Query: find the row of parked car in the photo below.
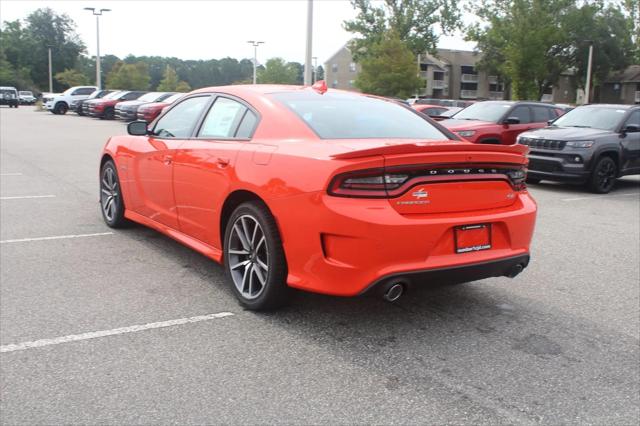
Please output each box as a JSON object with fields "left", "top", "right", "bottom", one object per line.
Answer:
{"left": 408, "top": 99, "right": 640, "bottom": 193}
{"left": 0, "top": 86, "right": 37, "bottom": 107}
{"left": 41, "top": 85, "right": 184, "bottom": 122}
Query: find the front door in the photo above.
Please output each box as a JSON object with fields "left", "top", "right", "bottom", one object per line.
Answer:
{"left": 128, "top": 95, "right": 212, "bottom": 229}
{"left": 620, "top": 110, "right": 640, "bottom": 172}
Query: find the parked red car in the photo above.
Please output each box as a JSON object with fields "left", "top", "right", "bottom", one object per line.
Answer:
{"left": 440, "top": 101, "right": 564, "bottom": 144}
{"left": 136, "top": 92, "right": 184, "bottom": 122}
{"left": 87, "top": 90, "right": 146, "bottom": 119}
{"left": 100, "top": 83, "right": 537, "bottom": 310}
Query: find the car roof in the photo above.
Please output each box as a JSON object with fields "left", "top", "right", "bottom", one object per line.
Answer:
{"left": 581, "top": 104, "right": 637, "bottom": 110}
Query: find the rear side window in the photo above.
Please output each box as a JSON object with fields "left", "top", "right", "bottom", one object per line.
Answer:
{"left": 510, "top": 106, "right": 531, "bottom": 124}
{"left": 123, "top": 92, "right": 144, "bottom": 101}
{"left": 198, "top": 97, "right": 248, "bottom": 139}
{"left": 235, "top": 111, "right": 258, "bottom": 138}
{"left": 272, "top": 91, "right": 450, "bottom": 140}
{"left": 153, "top": 96, "right": 210, "bottom": 138}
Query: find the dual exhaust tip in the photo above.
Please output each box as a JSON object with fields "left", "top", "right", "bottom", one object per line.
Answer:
{"left": 379, "top": 262, "right": 527, "bottom": 302}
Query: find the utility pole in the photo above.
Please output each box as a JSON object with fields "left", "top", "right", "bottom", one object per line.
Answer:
{"left": 304, "top": 0, "right": 313, "bottom": 85}
{"left": 47, "top": 46, "right": 53, "bottom": 93}
{"left": 84, "top": 7, "right": 111, "bottom": 89}
{"left": 247, "top": 41, "right": 264, "bottom": 84}
{"left": 584, "top": 41, "right": 594, "bottom": 104}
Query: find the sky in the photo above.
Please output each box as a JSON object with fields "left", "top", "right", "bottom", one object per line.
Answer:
{"left": 0, "top": 0, "right": 477, "bottom": 65}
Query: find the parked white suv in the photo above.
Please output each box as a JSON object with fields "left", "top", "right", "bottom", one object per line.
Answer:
{"left": 43, "top": 86, "right": 97, "bottom": 115}
{"left": 19, "top": 91, "right": 36, "bottom": 104}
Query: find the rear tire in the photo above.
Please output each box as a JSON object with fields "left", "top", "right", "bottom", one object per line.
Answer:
{"left": 223, "top": 201, "right": 290, "bottom": 310}
{"left": 588, "top": 156, "right": 617, "bottom": 194}
{"left": 100, "top": 160, "right": 129, "bottom": 228}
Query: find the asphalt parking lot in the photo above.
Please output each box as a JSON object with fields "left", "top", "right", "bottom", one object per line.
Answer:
{"left": 1, "top": 106, "right": 639, "bottom": 425}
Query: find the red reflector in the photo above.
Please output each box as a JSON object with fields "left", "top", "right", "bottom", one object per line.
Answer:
{"left": 312, "top": 80, "right": 327, "bottom": 94}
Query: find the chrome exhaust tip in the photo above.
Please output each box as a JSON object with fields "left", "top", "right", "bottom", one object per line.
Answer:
{"left": 383, "top": 282, "right": 405, "bottom": 302}
{"left": 506, "top": 263, "right": 524, "bottom": 278}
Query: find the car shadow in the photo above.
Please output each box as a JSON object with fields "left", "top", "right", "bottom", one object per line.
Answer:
{"left": 529, "top": 175, "right": 640, "bottom": 195}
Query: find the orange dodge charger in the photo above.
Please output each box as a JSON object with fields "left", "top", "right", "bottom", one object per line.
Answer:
{"left": 99, "top": 82, "right": 537, "bottom": 310}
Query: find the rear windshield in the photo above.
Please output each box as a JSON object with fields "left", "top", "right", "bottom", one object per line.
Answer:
{"left": 271, "top": 91, "right": 451, "bottom": 140}
{"left": 19, "top": 91, "right": 32, "bottom": 96}
{"left": 552, "top": 106, "right": 627, "bottom": 131}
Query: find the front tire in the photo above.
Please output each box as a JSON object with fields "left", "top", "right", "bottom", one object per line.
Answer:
{"left": 223, "top": 202, "right": 290, "bottom": 310}
{"left": 54, "top": 102, "right": 68, "bottom": 115}
{"left": 588, "top": 156, "right": 617, "bottom": 194}
{"left": 102, "top": 107, "right": 115, "bottom": 120}
{"left": 100, "top": 160, "right": 129, "bottom": 228}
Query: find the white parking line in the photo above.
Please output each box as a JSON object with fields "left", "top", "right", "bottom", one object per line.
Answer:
{"left": 562, "top": 192, "right": 639, "bottom": 202}
{"left": 1, "top": 232, "right": 114, "bottom": 244}
{"left": 0, "top": 195, "right": 56, "bottom": 200}
{"left": 0, "top": 173, "right": 23, "bottom": 176}
{"left": 0, "top": 312, "right": 235, "bottom": 353}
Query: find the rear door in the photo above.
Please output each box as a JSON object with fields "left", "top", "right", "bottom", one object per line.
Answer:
{"left": 173, "top": 95, "right": 259, "bottom": 247}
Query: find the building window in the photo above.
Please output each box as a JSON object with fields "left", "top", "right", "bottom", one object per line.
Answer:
{"left": 349, "top": 62, "right": 356, "bottom": 72}
{"left": 332, "top": 63, "right": 338, "bottom": 73}
{"left": 348, "top": 80, "right": 355, "bottom": 87}
{"left": 332, "top": 80, "right": 338, "bottom": 88}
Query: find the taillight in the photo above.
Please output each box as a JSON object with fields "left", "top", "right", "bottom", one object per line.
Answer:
{"left": 328, "top": 164, "right": 527, "bottom": 198}
{"left": 328, "top": 169, "right": 409, "bottom": 198}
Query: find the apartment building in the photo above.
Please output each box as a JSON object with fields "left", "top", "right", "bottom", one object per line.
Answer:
{"left": 599, "top": 65, "right": 640, "bottom": 104}
{"left": 324, "top": 45, "right": 505, "bottom": 100}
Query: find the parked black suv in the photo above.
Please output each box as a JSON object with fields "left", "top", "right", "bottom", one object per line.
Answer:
{"left": 518, "top": 104, "right": 640, "bottom": 193}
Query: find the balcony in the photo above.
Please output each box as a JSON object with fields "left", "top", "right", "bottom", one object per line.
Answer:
{"left": 635, "top": 91, "right": 640, "bottom": 103}
{"left": 489, "top": 91, "right": 504, "bottom": 100}
{"left": 432, "top": 80, "right": 446, "bottom": 89}
{"left": 461, "top": 73, "right": 479, "bottom": 83}
{"left": 460, "top": 90, "right": 478, "bottom": 99}
{"left": 419, "top": 71, "right": 429, "bottom": 78}
{"left": 488, "top": 76, "right": 499, "bottom": 85}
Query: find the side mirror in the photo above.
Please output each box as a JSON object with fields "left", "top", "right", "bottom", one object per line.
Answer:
{"left": 622, "top": 124, "right": 640, "bottom": 133}
{"left": 127, "top": 120, "right": 148, "bottom": 136}
{"left": 504, "top": 117, "right": 521, "bottom": 125}
{"left": 547, "top": 119, "right": 555, "bottom": 126}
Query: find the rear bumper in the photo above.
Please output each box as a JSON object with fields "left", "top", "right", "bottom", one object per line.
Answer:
{"left": 361, "top": 254, "right": 530, "bottom": 295}
{"left": 268, "top": 191, "right": 537, "bottom": 296}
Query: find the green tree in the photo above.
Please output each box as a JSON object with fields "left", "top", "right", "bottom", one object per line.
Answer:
{"left": 257, "top": 58, "right": 299, "bottom": 84}
{"left": 54, "top": 68, "right": 89, "bottom": 88}
{"left": 156, "top": 65, "right": 179, "bottom": 91}
{"left": 0, "top": 8, "right": 85, "bottom": 91}
{"left": 355, "top": 31, "right": 423, "bottom": 98}
{"left": 175, "top": 80, "right": 191, "bottom": 92}
{"left": 344, "top": 0, "right": 460, "bottom": 60}
{"left": 105, "top": 61, "right": 150, "bottom": 90}
{"left": 315, "top": 65, "right": 325, "bottom": 81}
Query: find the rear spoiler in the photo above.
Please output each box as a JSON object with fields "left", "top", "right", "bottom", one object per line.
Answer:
{"left": 331, "top": 141, "right": 529, "bottom": 160}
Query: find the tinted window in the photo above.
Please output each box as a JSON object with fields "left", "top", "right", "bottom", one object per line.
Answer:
{"left": 122, "top": 92, "right": 144, "bottom": 101}
{"left": 624, "top": 110, "right": 640, "bottom": 128}
{"left": 72, "top": 88, "right": 95, "bottom": 95}
{"left": 532, "top": 106, "right": 552, "bottom": 122}
{"left": 553, "top": 107, "right": 628, "bottom": 131}
{"left": 510, "top": 106, "right": 531, "bottom": 124}
{"left": 423, "top": 107, "right": 447, "bottom": 116}
{"left": 154, "top": 96, "right": 210, "bottom": 138}
{"left": 452, "top": 102, "right": 512, "bottom": 122}
{"left": 199, "top": 97, "right": 247, "bottom": 138}
{"left": 235, "top": 111, "right": 258, "bottom": 138}
{"left": 272, "top": 91, "right": 450, "bottom": 140}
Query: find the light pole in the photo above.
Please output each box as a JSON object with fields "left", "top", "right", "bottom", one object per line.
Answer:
{"left": 312, "top": 56, "right": 317, "bottom": 83}
{"left": 304, "top": 0, "right": 313, "bottom": 85}
{"left": 247, "top": 41, "right": 264, "bottom": 84}
{"left": 584, "top": 40, "right": 594, "bottom": 104}
{"left": 47, "top": 46, "right": 53, "bottom": 93}
{"left": 84, "top": 7, "right": 111, "bottom": 90}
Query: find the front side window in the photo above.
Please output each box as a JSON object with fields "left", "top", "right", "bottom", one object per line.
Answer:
{"left": 72, "top": 87, "right": 95, "bottom": 96}
{"left": 510, "top": 106, "right": 531, "bottom": 124}
{"left": 624, "top": 110, "right": 640, "bottom": 128}
{"left": 122, "top": 92, "right": 144, "bottom": 101}
{"left": 272, "top": 91, "right": 451, "bottom": 140}
{"left": 198, "top": 97, "right": 248, "bottom": 139}
{"left": 153, "top": 96, "right": 210, "bottom": 138}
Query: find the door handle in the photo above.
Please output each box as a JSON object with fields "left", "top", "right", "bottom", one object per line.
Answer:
{"left": 217, "top": 157, "right": 230, "bottom": 166}
{"left": 163, "top": 155, "right": 173, "bottom": 165}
